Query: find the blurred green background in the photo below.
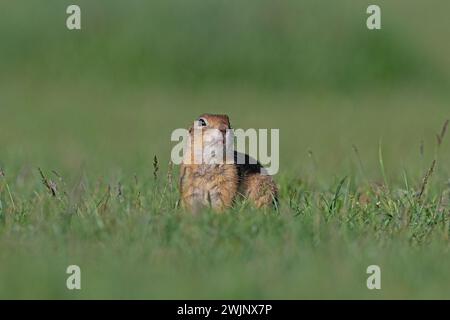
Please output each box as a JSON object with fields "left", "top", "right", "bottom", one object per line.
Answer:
{"left": 1, "top": 0, "right": 450, "bottom": 299}
{"left": 1, "top": 0, "right": 450, "bottom": 179}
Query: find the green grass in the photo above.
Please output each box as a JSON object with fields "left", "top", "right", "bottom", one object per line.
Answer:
{"left": 1, "top": 88, "right": 450, "bottom": 299}
{"left": 1, "top": 0, "right": 450, "bottom": 299}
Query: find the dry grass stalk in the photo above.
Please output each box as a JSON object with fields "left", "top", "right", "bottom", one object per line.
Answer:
{"left": 153, "top": 155, "right": 159, "bottom": 180}
{"left": 436, "top": 119, "right": 449, "bottom": 147}
{"left": 0, "top": 167, "right": 16, "bottom": 211}
{"left": 417, "top": 159, "right": 436, "bottom": 200}
{"left": 38, "top": 168, "right": 57, "bottom": 197}
{"left": 97, "top": 185, "right": 111, "bottom": 213}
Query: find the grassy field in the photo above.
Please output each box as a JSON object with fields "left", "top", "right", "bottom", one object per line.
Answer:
{"left": 1, "top": 1, "right": 450, "bottom": 299}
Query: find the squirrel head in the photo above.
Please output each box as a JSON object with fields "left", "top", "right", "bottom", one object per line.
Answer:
{"left": 185, "top": 114, "right": 234, "bottom": 165}
{"left": 190, "top": 114, "right": 231, "bottom": 132}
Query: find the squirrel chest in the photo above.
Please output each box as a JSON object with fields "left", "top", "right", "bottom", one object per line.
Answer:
{"left": 180, "top": 164, "right": 238, "bottom": 212}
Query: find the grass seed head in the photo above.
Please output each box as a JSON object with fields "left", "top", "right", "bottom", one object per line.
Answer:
{"left": 167, "top": 160, "right": 173, "bottom": 187}
{"left": 153, "top": 155, "right": 159, "bottom": 180}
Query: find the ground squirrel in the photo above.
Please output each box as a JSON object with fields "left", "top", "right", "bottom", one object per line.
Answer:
{"left": 179, "top": 114, "right": 278, "bottom": 212}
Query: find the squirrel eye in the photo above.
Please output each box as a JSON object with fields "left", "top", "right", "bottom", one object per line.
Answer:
{"left": 197, "top": 118, "right": 207, "bottom": 127}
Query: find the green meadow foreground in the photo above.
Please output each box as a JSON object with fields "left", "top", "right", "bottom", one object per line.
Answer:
{"left": 1, "top": 0, "right": 450, "bottom": 299}
{"left": 1, "top": 87, "right": 450, "bottom": 299}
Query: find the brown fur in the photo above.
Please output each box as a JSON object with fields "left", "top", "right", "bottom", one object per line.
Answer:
{"left": 179, "top": 114, "right": 278, "bottom": 212}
